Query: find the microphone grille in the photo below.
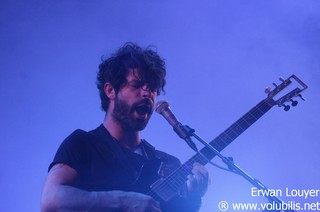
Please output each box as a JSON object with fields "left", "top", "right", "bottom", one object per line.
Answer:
{"left": 155, "top": 100, "right": 169, "bottom": 114}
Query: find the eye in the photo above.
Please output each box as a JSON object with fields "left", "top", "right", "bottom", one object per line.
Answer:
{"left": 127, "top": 80, "right": 160, "bottom": 94}
{"left": 148, "top": 86, "right": 160, "bottom": 94}
{"left": 126, "top": 80, "right": 144, "bottom": 90}
{"left": 130, "top": 81, "right": 144, "bottom": 89}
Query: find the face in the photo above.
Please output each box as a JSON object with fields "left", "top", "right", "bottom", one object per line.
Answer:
{"left": 112, "top": 69, "right": 158, "bottom": 131}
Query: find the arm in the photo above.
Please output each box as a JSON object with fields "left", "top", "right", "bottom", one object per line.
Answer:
{"left": 41, "top": 163, "right": 161, "bottom": 212}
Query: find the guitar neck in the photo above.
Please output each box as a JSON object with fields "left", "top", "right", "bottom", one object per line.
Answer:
{"left": 149, "top": 74, "right": 307, "bottom": 205}
{"left": 193, "top": 97, "right": 275, "bottom": 165}
{"left": 149, "top": 97, "right": 275, "bottom": 201}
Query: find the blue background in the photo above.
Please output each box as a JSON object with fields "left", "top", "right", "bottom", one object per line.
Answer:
{"left": 1, "top": 1, "right": 319, "bottom": 211}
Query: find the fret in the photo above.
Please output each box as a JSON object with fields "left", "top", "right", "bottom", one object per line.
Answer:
{"left": 150, "top": 98, "right": 274, "bottom": 199}
{"left": 146, "top": 75, "right": 307, "bottom": 209}
{"left": 198, "top": 99, "right": 273, "bottom": 162}
{"left": 232, "top": 124, "right": 245, "bottom": 135}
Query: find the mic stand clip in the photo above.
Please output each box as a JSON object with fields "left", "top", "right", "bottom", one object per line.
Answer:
{"left": 180, "top": 125, "right": 295, "bottom": 212}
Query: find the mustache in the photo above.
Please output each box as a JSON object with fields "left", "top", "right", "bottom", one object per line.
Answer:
{"left": 133, "top": 98, "right": 153, "bottom": 108}
{"left": 131, "top": 98, "right": 154, "bottom": 114}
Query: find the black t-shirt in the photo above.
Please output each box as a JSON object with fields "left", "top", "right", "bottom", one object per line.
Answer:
{"left": 50, "top": 124, "right": 201, "bottom": 211}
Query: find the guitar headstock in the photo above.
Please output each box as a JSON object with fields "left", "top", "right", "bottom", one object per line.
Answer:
{"left": 265, "top": 75, "right": 308, "bottom": 111}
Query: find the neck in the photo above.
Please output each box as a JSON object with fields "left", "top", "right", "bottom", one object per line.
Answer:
{"left": 103, "top": 113, "right": 141, "bottom": 151}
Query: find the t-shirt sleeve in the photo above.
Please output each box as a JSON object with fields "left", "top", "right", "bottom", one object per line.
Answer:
{"left": 48, "top": 129, "right": 91, "bottom": 175}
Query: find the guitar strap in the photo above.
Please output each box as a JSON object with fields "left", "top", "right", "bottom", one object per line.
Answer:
{"left": 140, "top": 139, "right": 158, "bottom": 160}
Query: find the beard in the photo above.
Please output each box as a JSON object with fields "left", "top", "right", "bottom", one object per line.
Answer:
{"left": 112, "top": 96, "right": 153, "bottom": 131}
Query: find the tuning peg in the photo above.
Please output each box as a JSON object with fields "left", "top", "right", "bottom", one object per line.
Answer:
{"left": 272, "top": 82, "right": 278, "bottom": 87}
{"left": 291, "top": 99, "right": 298, "bottom": 107}
{"left": 265, "top": 86, "right": 271, "bottom": 94}
{"left": 279, "top": 77, "right": 285, "bottom": 82}
{"left": 298, "top": 94, "right": 305, "bottom": 101}
{"left": 282, "top": 104, "right": 290, "bottom": 111}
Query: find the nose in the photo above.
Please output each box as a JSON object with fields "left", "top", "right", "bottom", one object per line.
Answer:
{"left": 141, "top": 84, "right": 151, "bottom": 95}
{"left": 140, "top": 84, "right": 156, "bottom": 99}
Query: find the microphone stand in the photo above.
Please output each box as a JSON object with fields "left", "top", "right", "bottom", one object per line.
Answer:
{"left": 181, "top": 125, "right": 295, "bottom": 212}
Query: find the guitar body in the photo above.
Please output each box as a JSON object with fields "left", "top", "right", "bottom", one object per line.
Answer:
{"left": 130, "top": 159, "right": 201, "bottom": 211}
{"left": 130, "top": 159, "right": 163, "bottom": 194}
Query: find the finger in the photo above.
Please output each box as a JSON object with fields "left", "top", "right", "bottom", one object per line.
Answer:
{"left": 192, "top": 163, "right": 208, "bottom": 175}
{"left": 148, "top": 198, "right": 161, "bottom": 212}
{"left": 187, "top": 173, "right": 196, "bottom": 191}
{"left": 192, "top": 165, "right": 211, "bottom": 195}
{"left": 192, "top": 164, "right": 210, "bottom": 185}
{"left": 188, "top": 173, "right": 195, "bottom": 182}
{"left": 192, "top": 168, "right": 206, "bottom": 184}
{"left": 151, "top": 204, "right": 162, "bottom": 212}
{"left": 193, "top": 171, "right": 204, "bottom": 187}
{"left": 153, "top": 200, "right": 161, "bottom": 209}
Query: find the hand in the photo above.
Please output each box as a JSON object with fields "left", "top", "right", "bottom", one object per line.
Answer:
{"left": 187, "top": 163, "right": 210, "bottom": 197}
{"left": 120, "top": 191, "right": 162, "bottom": 212}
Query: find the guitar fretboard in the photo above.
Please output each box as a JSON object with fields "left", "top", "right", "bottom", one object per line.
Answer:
{"left": 148, "top": 97, "right": 275, "bottom": 201}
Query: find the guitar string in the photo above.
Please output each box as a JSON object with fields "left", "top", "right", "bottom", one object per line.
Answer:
{"left": 147, "top": 99, "right": 272, "bottom": 199}
{"left": 147, "top": 99, "right": 273, "bottom": 200}
{"left": 160, "top": 100, "right": 270, "bottom": 195}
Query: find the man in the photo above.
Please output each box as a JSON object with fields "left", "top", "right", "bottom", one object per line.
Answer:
{"left": 41, "top": 43, "right": 210, "bottom": 212}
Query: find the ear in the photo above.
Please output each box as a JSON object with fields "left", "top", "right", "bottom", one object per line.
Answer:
{"left": 104, "top": 83, "right": 116, "bottom": 100}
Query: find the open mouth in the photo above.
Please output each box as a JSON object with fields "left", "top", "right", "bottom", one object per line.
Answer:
{"left": 135, "top": 104, "right": 151, "bottom": 115}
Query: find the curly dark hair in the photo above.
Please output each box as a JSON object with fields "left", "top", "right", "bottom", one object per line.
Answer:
{"left": 97, "top": 42, "right": 166, "bottom": 112}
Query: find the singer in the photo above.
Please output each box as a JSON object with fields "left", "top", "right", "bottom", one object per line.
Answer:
{"left": 41, "top": 43, "right": 210, "bottom": 212}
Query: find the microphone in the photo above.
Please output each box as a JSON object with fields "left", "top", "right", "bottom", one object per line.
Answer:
{"left": 155, "top": 100, "right": 198, "bottom": 152}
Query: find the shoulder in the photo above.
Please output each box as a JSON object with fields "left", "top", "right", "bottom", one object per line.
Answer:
{"left": 62, "top": 124, "right": 108, "bottom": 148}
{"left": 59, "top": 129, "right": 94, "bottom": 150}
{"left": 48, "top": 127, "right": 99, "bottom": 172}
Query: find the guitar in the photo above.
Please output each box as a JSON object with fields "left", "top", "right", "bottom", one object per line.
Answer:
{"left": 135, "top": 75, "right": 308, "bottom": 211}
